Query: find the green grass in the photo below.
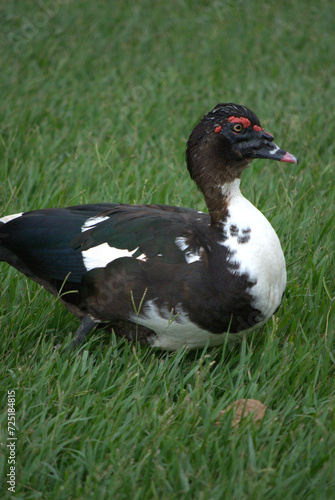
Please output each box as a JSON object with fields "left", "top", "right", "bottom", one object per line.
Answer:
{"left": 1, "top": 0, "right": 335, "bottom": 498}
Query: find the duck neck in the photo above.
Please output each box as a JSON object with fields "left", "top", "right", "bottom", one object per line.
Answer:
{"left": 186, "top": 134, "right": 248, "bottom": 229}
{"left": 201, "top": 178, "right": 242, "bottom": 228}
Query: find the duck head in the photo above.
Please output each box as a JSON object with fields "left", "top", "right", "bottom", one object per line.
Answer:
{"left": 186, "top": 102, "right": 298, "bottom": 186}
{"left": 186, "top": 102, "right": 298, "bottom": 226}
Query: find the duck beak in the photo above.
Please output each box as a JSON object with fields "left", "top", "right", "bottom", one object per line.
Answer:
{"left": 254, "top": 143, "right": 298, "bottom": 164}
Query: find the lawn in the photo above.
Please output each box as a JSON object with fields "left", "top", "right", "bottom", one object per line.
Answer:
{"left": 0, "top": 0, "right": 335, "bottom": 498}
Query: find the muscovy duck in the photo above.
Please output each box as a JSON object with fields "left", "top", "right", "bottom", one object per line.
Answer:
{"left": 0, "top": 103, "right": 298, "bottom": 350}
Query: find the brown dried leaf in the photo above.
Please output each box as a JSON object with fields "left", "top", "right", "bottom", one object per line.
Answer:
{"left": 215, "top": 398, "right": 267, "bottom": 427}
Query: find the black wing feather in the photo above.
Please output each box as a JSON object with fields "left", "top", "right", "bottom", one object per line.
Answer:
{"left": 1, "top": 203, "right": 210, "bottom": 282}
{"left": 71, "top": 204, "right": 210, "bottom": 264}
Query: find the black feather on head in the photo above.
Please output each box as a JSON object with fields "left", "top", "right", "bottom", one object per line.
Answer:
{"left": 204, "top": 103, "right": 261, "bottom": 128}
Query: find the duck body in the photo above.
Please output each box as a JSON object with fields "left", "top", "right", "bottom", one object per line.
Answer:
{"left": 0, "top": 103, "right": 297, "bottom": 350}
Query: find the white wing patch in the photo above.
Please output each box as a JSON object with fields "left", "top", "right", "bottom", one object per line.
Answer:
{"left": 0, "top": 212, "right": 23, "bottom": 224}
{"left": 82, "top": 243, "right": 142, "bottom": 271}
{"left": 175, "top": 236, "right": 202, "bottom": 264}
{"left": 81, "top": 215, "right": 148, "bottom": 271}
{"left": 81, "top": 215, "right": 110, "bottom": 232}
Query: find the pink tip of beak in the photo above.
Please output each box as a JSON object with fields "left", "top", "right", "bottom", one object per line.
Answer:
{"left": 281, "top": 152, "right": 298, "bottom": 164}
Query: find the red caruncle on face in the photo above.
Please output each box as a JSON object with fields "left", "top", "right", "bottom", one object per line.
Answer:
{"left": 228, "top": 116, "right": 252, "bottom": 128}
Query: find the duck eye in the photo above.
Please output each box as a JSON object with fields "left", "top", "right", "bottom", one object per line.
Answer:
{"left": 233, "top": 123, "right": 243, "bottom": 133}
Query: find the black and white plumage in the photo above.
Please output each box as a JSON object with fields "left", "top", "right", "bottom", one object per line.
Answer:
{"left": 0, "top": 103, "right": 298, "bottom": 350}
